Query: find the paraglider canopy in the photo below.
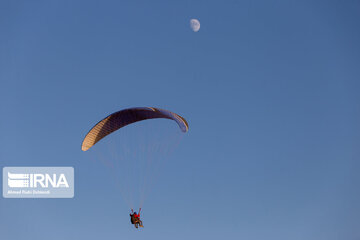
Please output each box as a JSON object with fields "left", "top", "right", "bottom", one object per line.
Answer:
{"left": 81, "top": 107, "right": 189, "bottom": 151}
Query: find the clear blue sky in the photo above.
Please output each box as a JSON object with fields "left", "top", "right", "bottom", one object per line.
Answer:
{"left": 1, "top": 0, "right": 360, "bottom": 239}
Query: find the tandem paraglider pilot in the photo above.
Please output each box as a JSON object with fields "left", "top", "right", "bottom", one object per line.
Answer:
{"left": 130, "top": 208, "right": 143, "bottom": 228}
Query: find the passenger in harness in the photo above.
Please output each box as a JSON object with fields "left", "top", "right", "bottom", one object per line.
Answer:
{"left": 130, "top": 208, "right": 143, "bottom": 228}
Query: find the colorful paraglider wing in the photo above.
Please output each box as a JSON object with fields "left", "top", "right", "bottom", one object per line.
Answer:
{"left": 81, "top": 107, "right": 188, "bottom": 151}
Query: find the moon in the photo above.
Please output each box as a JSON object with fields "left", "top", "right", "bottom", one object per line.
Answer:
{"left": 190, "top": 19, "right": 200, "bottom": 32}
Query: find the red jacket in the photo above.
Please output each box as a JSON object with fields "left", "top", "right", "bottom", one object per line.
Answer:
{"left": 134, "top": 213, "right": 140, "bottom": 218}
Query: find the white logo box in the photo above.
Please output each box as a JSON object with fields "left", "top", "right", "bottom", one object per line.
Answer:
{"left": 3, "top": 167, "right": 74, "bottom": 198}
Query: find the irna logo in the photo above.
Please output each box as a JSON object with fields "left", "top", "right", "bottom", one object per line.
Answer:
{"left": 8, "top": 172, "right": 69, "bottom": 188}
{"left": 3, "top": 167, "right": 74, "bottom": 198}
